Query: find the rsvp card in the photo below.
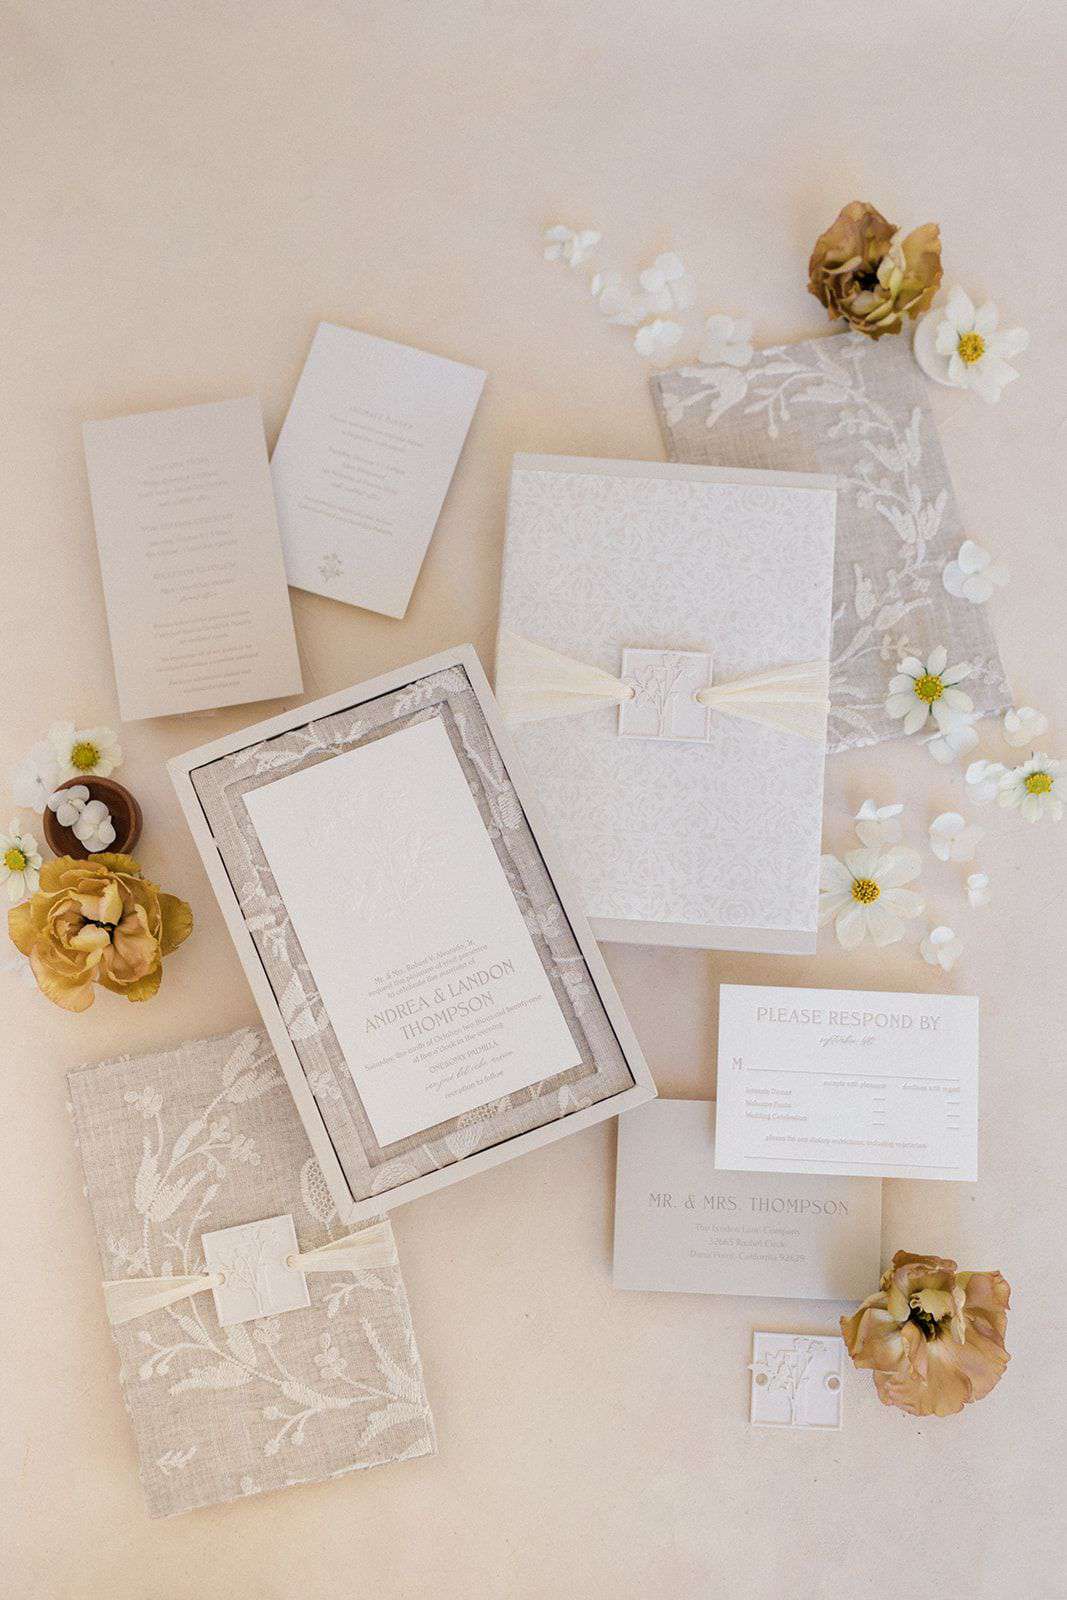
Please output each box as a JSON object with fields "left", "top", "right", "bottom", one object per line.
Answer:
{"left": 271, "top": 322, "right": 485, "bottom": 618}
{"left": 83, "top": 398, "right": 302, "bottom": 721}
{"left": 614, "top": 1100, "right": 880, "bottom": 1302}
{"left": 715, "top": 985, "right": 979, "bottom": 1181}
{"left": 244, "top": 714, "right": 582, "bottom": 1147}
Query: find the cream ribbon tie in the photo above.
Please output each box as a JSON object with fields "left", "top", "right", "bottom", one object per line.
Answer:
{"left": 495, "top": 631, "right": 829, "bottom": 740}
{"left": 102, "top": 1220, "right": 398, "bottom": 1327}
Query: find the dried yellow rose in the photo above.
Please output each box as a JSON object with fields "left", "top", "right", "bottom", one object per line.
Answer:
{"left": 808, "top": 201, "right": 942, "bottom": 339}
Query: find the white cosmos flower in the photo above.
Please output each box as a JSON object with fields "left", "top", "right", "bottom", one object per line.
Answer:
{"left": 965, "top": 758, "right": 1009, "bottom": 804}
{"left": 923, "top": 709, "right": 980, "bottom": 765}
{"left": 997, "top": 753, "right": 1063, "bottom": 822}
{"left": 819, "top": 846, "right": 924, "bottom": 949}
{"left": 10, "top": 738, "right": 62, "bottom": 811}
{"left": 931, "top": 288, "right": 1029, "bottom": 403}
{"left": 854, "top": 800, "right": 903, "bottom": 848}
{"left": 72, "top": 798, "right": 116, "bottom": 853}
{"left": 49, "top": 722, "right": 123, "bottom": 782}
{"left": 921, "top": 925, "right": 963, "bottom": 971}
{"left": 967, "top": 872, "right": 992, "bottom": 908}
{"left": 633, "top": 318, "right": 684, "bottom": 361}
{"left": 698, "top": 313, "right": 754, "bottom": 368}
{"left": 942, "top": 539, "right": 1009, "bottom": 604}
{"left": 885, "top": 647, "right": 973, "bottom": 736}
{"left": 1003, "top": 706, "right": 1050, "bottom": 748}
{"left": 928, "top": 811, "right": 984, "bottom": 862}
{"left": 543, "top": 225, "right": 601, "bottom": 268}
{"left": 590, "top": 271, "right": 648, "bottom": 327}
{"left": 47, "top": 784, "right": 91, "bottom": 828}
{"left": 0, "top": 817, "right": 42, "bottom": 903}
{"left": 638, "top": 252, "right": 691, "bottom": 312}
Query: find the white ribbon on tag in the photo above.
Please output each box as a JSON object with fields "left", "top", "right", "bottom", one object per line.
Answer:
{"left": 495, "top": 631, "right": 829, "bottom": 740}
{"left": 102, "top": 1220, "right": 398, "bottom": 1327}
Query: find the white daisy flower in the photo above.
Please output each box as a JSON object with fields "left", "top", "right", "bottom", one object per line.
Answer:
{"left": 965, "top": 758, "right": 1009, "bottom": 804}
{"left": 698, "top": 313, "right": 754, "bottom": 368}
{"left": 942, "top": 539, "right": 1009, "bottom": 604}
{"left": 47, "top": 784, "right": 91, "bottom": 828}
{"left": 819, "top": 845, "right": 924, "bottom": 949}
{"left": 921, "top": 925, "right": 963, "bottom": 971}
{"left": 0, "top": 818, "right": 42, "bottom": 903}
{"left": 590, "top": 271, "right": 648, "bottom": 327}
{"left": 543, "top": 225, "right": 601, "bottom": 269}
{"left": 931, "top": 288, "right": 1029, "bottom": 403}
{"left": 997, "top": 753, "right": 1063, "bottom": 822}
{"left": 638, "top": 252, "right": 691, "bottom": 312}
{"left": 633, "top": 318, "right": 683, "bottom": 361}
{"left": 966, "top": 872, "right": 992, "bottom": 909}
{"left": 1003, "top": 706, "right": 1050, "bottom": 748}
{"left": 854, "top": 800, "right": 903, "bottom": 848}
{"left": 885, "top": 647, "right": 973, "bottom": 736}
{"left": 49, "top": 722, "right": 122, "bottom": 782}
{"left": 923, "top": 709, "right": 980, "bottom": 765}
{"left": 72, "top": 798, "right": 117, "bottom": 853}
{"left": 928, "top": 811, "right": 984, "bottom": 863}
{"left": 10, "top": 738, "right": 61, "bottom": 811}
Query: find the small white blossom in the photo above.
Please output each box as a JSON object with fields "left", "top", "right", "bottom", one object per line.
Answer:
{"left": 543, "top": 225, "right": 601, "bottom": 269}
{"left": 965, "top": 758, "right": 1009, "bottom": 804}
{"left": 819, "top": 846, "right": 924, "bottom": 949}
{"left": 1003, "top": 706, "right": 1050, "bottom": 748}
{"left": 638, "top": 252, "right": 691, "bottom": 312}
{"left": 997, "top": 753, "right": 1063, "bottom": 822}
{"left": 590, "top": 271, "right": 648, "bottom": 326}
{"left": 633, "top": 318, "right": 684, "bottom": 361}
{"left": 47, "top": 784, "right": 91, "bottom": 828}
{"left": 49, "top": 722, "right": 122, "bottom": 782}
{"left": 923, "top": 709, "right": 980, "bottom": 765}
{"left": 885, "top": 647, "right": 973, "bottom": 737}
{"left": 928, "top": 811, "right": 984, "bottom": 863}
{"left": 942, "top": 539, "right": 1009, "bottom": 604}
{"left": 966, "top": 872, "right": 992, "bottom": 909}
{"left": 854, "top": 800, "right": 903, "bottom": 848}
{"left": 698, "top": 313, "right": 754, "bottom": 368}
{"left": 921, "top": 925, "right": 963, "bottom": 971}
{"left": 931, "top": 287, "right": 1028, "bottom": 403}
{"left": 0, "top": 818, "right": 42, "bottom": 903}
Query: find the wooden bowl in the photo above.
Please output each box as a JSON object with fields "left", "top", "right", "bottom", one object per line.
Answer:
{"left": 42, "top": 777, "right": 143, "bottom": 862}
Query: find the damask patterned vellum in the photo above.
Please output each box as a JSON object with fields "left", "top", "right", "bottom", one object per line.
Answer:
{"left": 496, "top": 456, "right": 836, "bottom": 952}
{"left": 68, "top": 1030, "right": 435, "bottom": 1518}
{"left": 651, "top": 331, "right": 1011, "bottom": 753}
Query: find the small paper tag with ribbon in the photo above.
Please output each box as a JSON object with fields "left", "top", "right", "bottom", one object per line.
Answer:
{"left": 618, "top": 648, "right": 713, "bottom": 743}
{"left": 202, "top": 1214, "right": 310, "bottom": 1327}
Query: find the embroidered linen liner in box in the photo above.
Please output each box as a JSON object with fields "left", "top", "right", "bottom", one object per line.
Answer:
{"left": 188, "top": 665, "right": 635, "bottom": 1207}
{"left": 651, "top": 331, "right": 1011, "bottom": 752}
{"left": 68, "top": 1029, "right": 435, "bottom": 1519}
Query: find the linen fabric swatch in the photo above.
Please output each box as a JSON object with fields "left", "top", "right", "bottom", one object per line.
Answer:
{"left": 651, "top": 331, "right": 1011, "bottom": 753}
{"left": 68, "top": 1028, "right": 435, "bottom": 1518}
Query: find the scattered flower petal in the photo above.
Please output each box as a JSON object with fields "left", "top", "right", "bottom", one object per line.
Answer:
{"left": 966, "top": 872, "right": 992, "bottom": 909}
{"left": 929, "top": 811, "right": 984, "bottom": 862}
{"left": 1003, "top": 706, "right": 1050, "bottom": 748}
{"left": 591, "top": 270, "right": 648, "bottom": 326}
{"left": 543, "top": 224, "right": 601, "bottom": 268}
{"left": 633, "top": 318, "right": 684, "bottom": 361}
{"left": 923, "top": 709, "right": 980, "bottom": 765}
{"left": 854, "top": 800, "right": 903, "bottom": 848}
{"left": 997, "top": 753, "right": 1063, "bottom": 822}
{"left": 965, "top": 758, "right": 1009, "bottom": 804}
{"left": 698, "top": 313, "right": 754, "bottom": 368}
{"left": 921, "top": 925, "right": 963, "bottom": 971}
{"left": 638, "top": 252, "right": 691, "bottom": 311}
{"left": 942, "top": 539, "right": 1009, "bottom": 604}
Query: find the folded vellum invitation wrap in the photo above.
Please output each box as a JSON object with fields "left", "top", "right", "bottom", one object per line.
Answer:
{"left": 651, "top": 331, "right": 1012, "bottom": 753}
{"left": 496, "top": 455, "right": 837, "bottom": 952}
{"left": 68, "top": 1029, "right": 435, "bottom": 1518}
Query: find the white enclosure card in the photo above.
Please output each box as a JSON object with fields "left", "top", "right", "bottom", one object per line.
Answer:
{"left": 83, "top": 398, "right": 302, "bottom": 721}
{"left": 614, "top": 1100, "right": 880, "bottom": 1301}
{"left": 244, "top": 715, "right": 582, "bottom": 1145}
{"left": 270, "top": 322, "right": 485, "bottom": 618}
{"left": 715, "top": 985, "right": 979, "bottom": 1181}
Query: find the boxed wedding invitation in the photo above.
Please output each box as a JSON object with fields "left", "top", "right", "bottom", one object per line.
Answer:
{"left": 715, "top": 984, "right": 979, "bottom": 1181}
{"left": 614, "top": 1100, "right": 881, "bottom": 1302}
{"left": 83, "top": 398, "right": 303, "bottom": 721}
{"left": 495, "top": 455, "right": 837, "bottom": 951}
{"left": 68, "top": 1028, "right": 435, "bottom": 1518}
{"left": 169, "top": 646, "right": 655, "bottom": 1222}
{"left": 270, "top": 322, "right": 485, "bottom": 617}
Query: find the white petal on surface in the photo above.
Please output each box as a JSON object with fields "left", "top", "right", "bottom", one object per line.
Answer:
{"left": 864, "top": 901, "right": 906, "bottom": 947}
{"left": 834, "top": 901, "right": 868, "bottom": 949}
{"left": 819, "top": 855, "right": 853, "bottom": 893}
{"left": 843, "top": 847, "right": 880, "bottom": 881}
{"left": 927, "top": 645, "right": 948, "bottom": 675}
{"left": 876, "top": 846, "right": 923, "bottom": 888}
{"left": 903, "top": 703, "right": 929, "bottom": 735}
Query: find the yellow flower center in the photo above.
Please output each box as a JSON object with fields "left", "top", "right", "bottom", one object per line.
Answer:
{"left": 851, "top": 877, "right": 881, "bottom": 905}
{"left": 70, "top": 740, "right": 100, "bottom": 771}
{"left": 3, "top": 846, "right": 27, "bottom": 872}
{"left": 913, "top": 673, "right": 944, "bottom": 704}
{"left": 957, "top": 331, "right": 986, "bottom": 365}
{"left": 1025, "top": 771, "right": 1053, "bottom": 795}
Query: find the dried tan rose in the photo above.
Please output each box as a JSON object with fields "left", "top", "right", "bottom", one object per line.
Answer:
{"left": 841, "top": 1250, "right": 1010, "bottom": 1416}
{"left": 808, "top": 202, "right": 942, "bottom": 339}
{"left": 8, "top": 853, "right": 192, "bottom": 1011}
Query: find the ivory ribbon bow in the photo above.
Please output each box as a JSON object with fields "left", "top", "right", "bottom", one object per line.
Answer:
{"left": 495, "top": 631, "right": 829, "bottom": 740}
{"left": 102, "top": 1220, "right": 398, "bottom": 1327}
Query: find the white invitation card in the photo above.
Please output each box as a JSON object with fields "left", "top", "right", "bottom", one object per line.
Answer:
{"left": 83, "top": 398, "right": 302, "bottom": 721}
{"left": 270, "top": 322, "right": 485, "bottom": 618}
{"left": 244, "top": 714, "right": 582, "bottom": 1146}
{"left": 715, "top": 985, "right": 979, "bottom": 1181}
{"left": 614, "top": 1100, "right": 881, "bottom": 1301}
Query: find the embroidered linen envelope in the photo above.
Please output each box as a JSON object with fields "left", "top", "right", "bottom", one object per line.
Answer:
{"left": 68, "top": 1028, "right": 435, "bottom": 1518}
{"left": 651, "top": 331, "right": 1011, "bottom": 753}
{"left": 495, "top": 455, "right": 837, "bottom": 952}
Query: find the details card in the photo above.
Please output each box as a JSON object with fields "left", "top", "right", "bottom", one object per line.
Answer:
{"left": 243, "top": 714, "right": 582, "bottom": 1146}
{"left": 83, "top": 398, "right": 302, "bottom": 721}
{"left": 715, "top": 985, "right": 979, "bottom": 1181}
{"left": 614, "top": 1100, "right": 881, "bottom": 1302}
{"left": 270, "top": 322, "right": 485, "bottom": 618}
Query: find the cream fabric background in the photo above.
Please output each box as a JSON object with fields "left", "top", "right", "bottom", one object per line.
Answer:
{"left": 2, "top": 2, "right": 1064, "bottom": 1594}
